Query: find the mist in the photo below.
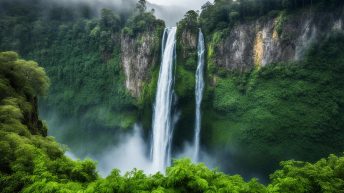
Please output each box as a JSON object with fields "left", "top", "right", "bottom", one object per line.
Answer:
{"left": 147, "top": 3, "right": 190, "bottom": 26}
{"left": 95, "top": 124, "right": 153, "bottom": 176}
{"left": 51, "top": 0, "right": 212, "bottom": 25}
{"left": 60, "top": 121, "right": 218, "bottom": 176}
{"left": 7, "top": 0, "right": 214, "bottom": 26}
{"left": 56, "top": 0, "right": 136, "bottom": 12}
{"left": 34, "top": 0, "right": 220, "bottom": 177}
{"left": 94, "top": 135, "right": 218, "bottom": 176}
{"left": 147, "top": 0, "right": 214, "bottom": 26}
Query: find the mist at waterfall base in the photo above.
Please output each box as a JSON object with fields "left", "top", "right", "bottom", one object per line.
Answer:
{"left": 44, "top": 27, "right": 217, "bottom": 177}
{"left": 63, "top": 124, "right": 217, "bottom": 177}
{"left": 44, "top": 112, "right": 253, "bottom": 179}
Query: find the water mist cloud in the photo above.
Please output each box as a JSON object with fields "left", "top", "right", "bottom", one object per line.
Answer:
{"left": 96, "top": 124, "right": 153, "bottom": 176}
{"left": 50, "top": 0, "right": 136, "bottom": 14}
{"left": 147, "top": 0, "right": 210, "bottom": 8}
{"left": 62, "top": 123, "right": 218, "bottom": 177}
{"left": 57, "top": 0, "right": 133, "bottom": 6}
{"left": 147, "top": 0, "right": 214, "bottom": 26}
{"left": 176, "top": 142, "right": 218, "bottom": 169}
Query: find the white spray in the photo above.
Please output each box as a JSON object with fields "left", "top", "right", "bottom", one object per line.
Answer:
{"left": 151, "top": 27, "right": 177, "bottom": 173}
{"left": 193, "top": 29, "right": 205, "bottom": 162}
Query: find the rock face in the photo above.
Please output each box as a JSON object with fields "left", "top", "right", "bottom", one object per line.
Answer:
{"left": 213, "top": 9, "right": 344, "bottom": 71}
{"left": 121, "top": 32, "right": 159, "bottom": 97}
{"left": 179, "top": 29, "right": 198, "bottom": 60}
{"left": 25, "top": 96, "right": 47, "bottom": 136}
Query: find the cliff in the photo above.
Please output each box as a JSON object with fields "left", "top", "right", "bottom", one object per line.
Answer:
{"left": 121, "top": 30, "right": 161, "bottom": 98}
{"left": 211, "top": 8, "right": 344, "bottom": 71}
{"left": 0, "top": 51, "right": 48, "bottom": 137}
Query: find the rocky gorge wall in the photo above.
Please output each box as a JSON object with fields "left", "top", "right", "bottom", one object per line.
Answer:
{"left": 121, "top": 31, "right": 161, "bottom": 98}
{"left": 120, "top": 7, "right": 344, "bottom": 99}
{"left": 198, "top": 5, "right": 344, "bottom": 179}
{"left": 211, "top": 7, "right": 344, "bottom": 71}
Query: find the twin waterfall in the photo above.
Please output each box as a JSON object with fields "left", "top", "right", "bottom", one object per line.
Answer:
{"left": 151, "top": 27, "right": 177, "bottom": 172}
{"left": 193, "top": 30, "right": 205, "bottom": 162}
{"left": 151, "top": 27, "right": 205, "bottom": 173}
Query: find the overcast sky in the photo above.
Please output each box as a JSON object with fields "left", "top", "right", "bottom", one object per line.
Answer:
{"left": 147, "top": 0, "right": 213, "bottom": 26}
{"left": 147, "top": 0, "right": 211, "bottom": 10}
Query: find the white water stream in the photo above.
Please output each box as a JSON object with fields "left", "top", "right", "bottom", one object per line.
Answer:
{"left": 151, "top": 27, "right": 177, "bottom": 173}
{"left": 193, "top": 29, "right": 205, "bottom": 162}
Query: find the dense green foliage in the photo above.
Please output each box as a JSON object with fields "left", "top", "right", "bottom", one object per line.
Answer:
{"left": 0, "top": 51, "right": 49, "bottom": 136}
{"left": 0, "top": 51, "right": 98, "bottom": 193}
{"left": 1, "top": 54, "right": 344, "bottom": 192}
{"left": 2, "top": 0, "right": 344, "bottom": 191}
{"left": 123, "top": 2, "right": 164, "bottom": 37}
{"left": 202, "top": 31, "right": 344, "bottom": 177}
{"left": 0, "top": 0, "right": 164, "bottom": 156}
{"left": 185, "top": 0, "right": 344, "bottom": 179}
{"left": 200, "top": 0, "right": 344, "bottom": 34}
{"left": 171, "top": 11, "right": 201, "bottom": 147}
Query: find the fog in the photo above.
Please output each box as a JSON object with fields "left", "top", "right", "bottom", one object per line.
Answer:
{"left": 62, "top": 123, "right": 218, "bottom": 176}
{"left": 95, "top": 124, "right": 153, "bottom": 176}
{"left": 34, "top": 0, "right": 214, "bottom": 26}
{"left": 148, "top": 0, "right": 209, "bottom": 7}
{"left": 147, "top": 0, "right": 214, "bottom": 26}
{"left": 52, "top": 0, "right": 136, "bottom": 15}
{"left": 56, "top": 0, "right": 135, "bottom": 8}
{"left": 148, "top": 3, "right": 190, "bottom": 26}
{"left": 36, "top": 0, "right": 220, "bottom": 177}
{"left": 94, "top": 125, "right": 217, "bottom": 176}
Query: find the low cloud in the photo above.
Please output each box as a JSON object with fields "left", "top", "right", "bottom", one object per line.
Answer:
{"left": 96, "top": 124, "right": 153, "bottom": 176}
{"left": 147, "top": 0, "right": 214, "bottom": 26}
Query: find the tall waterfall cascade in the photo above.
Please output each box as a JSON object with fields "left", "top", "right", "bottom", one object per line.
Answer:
{"left": 151, "top": 27, "right": 177, "bottom": 173}
{"left": 193, "top": 29, "right": 205, "bottom": 162}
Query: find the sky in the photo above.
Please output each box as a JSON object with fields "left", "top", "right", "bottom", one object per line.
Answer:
{"left": 147, "top": 0, "right": 213, "bottom": 26}
{"left": 148, "top": 0, "right": 210, "bottom": 8}
{"left": 60, "top": 0, "right": 213, "bottom": 26}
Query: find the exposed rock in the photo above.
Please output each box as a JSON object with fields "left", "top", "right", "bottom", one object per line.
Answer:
{"left": 213, "top": 9, "right": 344, "bottom": 71}
{"left": 25, "top": 96, "right": 47, "bottom": 136}
{"left": 121, "top": 32, "right": 159, "bottom": 97}
{"left": 180, "top": 29, "right": 198, "bottom": 59}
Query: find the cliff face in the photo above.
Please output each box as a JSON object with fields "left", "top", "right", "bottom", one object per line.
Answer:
{"left": 179, "top": 29, "right": 198, "bottom": 60}
{"left": 213, "top": 9, "right": 344, "bottom": 71}
{"left": 173, "top": 27, "right": 199, "bottom": 148}
{"left": 175, "top": 27, "right": 199, "bottom": 102}
{"left": 121, "top": 31, "right": 161, "bottom": 98}
{"left": 25, "top": 96, "right": 47, "bottom": 136}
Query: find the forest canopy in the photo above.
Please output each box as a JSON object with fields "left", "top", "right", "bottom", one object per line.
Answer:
{"left": 1, "top": 0, "right": 344, "bottom": 192}
{"left": 1, "top": 50, "right": 344, "bottom": 192}
{"left": 200, "top": 0, "right": 344, "bottom": 34}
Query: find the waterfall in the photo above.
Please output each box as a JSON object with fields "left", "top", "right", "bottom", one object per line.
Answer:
{"left": 151, "top": 27, "right": 177, "bottom": 173}
{"left": 193, "top": 29, "right": 205, "bottom": 162}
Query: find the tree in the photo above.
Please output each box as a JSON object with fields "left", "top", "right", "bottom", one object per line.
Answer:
{"left": 181, "top": 10, "right": 199, "bottom": 28}
{"left": 0, "top": 51, "right": 49, "bottom": 96}
{"left": 100, "top": 9, "right": 120, "bottom": 32}
{"left": 136, "top": 0, "right": 147, "bottom": 13}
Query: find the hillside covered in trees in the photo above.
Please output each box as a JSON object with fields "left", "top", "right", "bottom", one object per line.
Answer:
{"left": 1, "top": 0, "right": 344, "bottom": 192}
{"left": 0, "top": 0, "right": 164, "bottom": 157}
{"left": 0, "top": 50, "right": 344, "bottom": 193}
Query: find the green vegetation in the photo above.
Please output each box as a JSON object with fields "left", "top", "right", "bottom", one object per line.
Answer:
{"left": 188, "top": 0, "right": 344, "bottom": 178}
{"left": 0, "top": 51, "right": 49, "bottom": 136}
{"left": 1, "top": 53, "right": 344, "bottom": 192}
{"left": 200, "top": 0, "right": 344, "bottom": 35}
{"left": 0, "top": 0, "right": 163, "bottom": 156}
{"left": 172, "top": 11, "right": 200, "bottom": 146}
{"left": 202, "top": 32, "right": 344, "bottom": 177}
{"left": 2, "top": 0, "right": 344, "bottom": 191}
{"left": 123, "top": 2, "right": 164, "bottom": 37}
